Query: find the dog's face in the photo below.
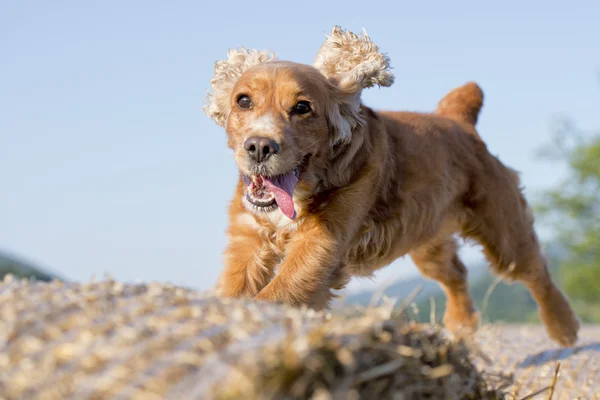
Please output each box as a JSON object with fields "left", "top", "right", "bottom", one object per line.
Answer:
{"left": 204, "top": 27, "right": 394, "bottom": 220}
{"left": 226, "top": 62, "right": 331, "bottom": 219}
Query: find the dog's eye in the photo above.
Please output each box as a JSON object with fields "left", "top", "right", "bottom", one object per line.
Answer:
{"left": 293, "top": 101, "right": 311, "bottom": 115}
{"left": 237, "top": 95, "right": 252, "bottom": 109}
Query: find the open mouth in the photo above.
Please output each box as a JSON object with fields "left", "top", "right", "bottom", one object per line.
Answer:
{"left": 242, "top": 167, "right": 300, "bottom": 220}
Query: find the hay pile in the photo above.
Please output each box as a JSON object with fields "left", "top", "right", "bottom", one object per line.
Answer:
{"left": 0, "top": 276, "right": 501, "bottom": 399}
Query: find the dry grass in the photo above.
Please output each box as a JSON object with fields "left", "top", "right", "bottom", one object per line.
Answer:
{"left": 0, "top": 275, "right": 503, "bottom": 399}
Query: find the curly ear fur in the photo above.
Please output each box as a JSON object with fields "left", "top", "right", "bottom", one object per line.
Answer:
{"left": 314, "top": 26, "right": 394, "bottom": 91}
{"left": 203, "top": 48, "right": 277, "bottom": 126}
{"left": 314, "top": 26, "right": 394, "bottom": 147}
{"left": 313, "top": 26, "right": 394, "bottom": 148}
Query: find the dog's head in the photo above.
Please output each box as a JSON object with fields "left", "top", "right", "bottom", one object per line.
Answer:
{"left": 204, "top": 26, "right": 394, "bottom": 220}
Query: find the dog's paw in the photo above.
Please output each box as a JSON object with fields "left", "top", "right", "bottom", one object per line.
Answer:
{"left": 543, "top": 313, "right": 580, "bottom": 348}
{"left": 539, "top": 300, "right": 580, "bottom": 347}
{"left": 443, "top": 310, "right": 481, "bottom": 335}
{"left": 535, "top": 285, "right": 580, "bottom": 347}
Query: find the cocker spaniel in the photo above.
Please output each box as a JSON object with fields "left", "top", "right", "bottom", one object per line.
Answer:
{"left": 204, "top": 26, "right": 579, "bottom": 347}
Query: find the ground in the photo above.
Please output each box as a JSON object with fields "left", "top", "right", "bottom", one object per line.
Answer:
{"left": 1, "top": 277, "right": 598, "bottom": 399}
{"left": 475, "top": 324, "right": 600, "bottom": 399}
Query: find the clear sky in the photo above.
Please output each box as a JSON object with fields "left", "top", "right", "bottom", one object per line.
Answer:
{"left": 1, "top": 0, "right": 599, "bottom": 293}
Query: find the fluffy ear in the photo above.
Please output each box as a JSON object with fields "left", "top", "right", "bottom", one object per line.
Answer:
{"left": 203, "top": 48, "right": 277, "bottom": 127}
{"left": 314, "top": 27, "right": 394, "bottom": 147}
{"left": 314, "top": 26, "right": 394, "bottom": 93}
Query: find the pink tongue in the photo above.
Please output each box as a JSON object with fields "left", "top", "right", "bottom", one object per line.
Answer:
{"left": 263, "top": 173, "right": 298, "bottom": 220}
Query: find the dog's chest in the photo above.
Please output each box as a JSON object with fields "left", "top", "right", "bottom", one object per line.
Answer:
{"left": 267, "top": 216, "right": 302, "bottom": 256}
{"left": 239, "top": 210, "right": 302, "bottom": 256}
{"left": 264, "top": 209, "right": 301, "bottom": 230}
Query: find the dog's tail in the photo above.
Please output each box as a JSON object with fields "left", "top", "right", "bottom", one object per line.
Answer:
{"left": 435, "top": 81, "right": 483, "bottom": 126}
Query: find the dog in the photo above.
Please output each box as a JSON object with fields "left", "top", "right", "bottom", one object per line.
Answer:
{"left": 204, "top": 26, "right": 580, "bottom": 347}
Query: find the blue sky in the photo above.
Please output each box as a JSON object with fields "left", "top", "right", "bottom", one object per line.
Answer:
{"left": 1, "top": 0, "right": 598, "bottom": 293}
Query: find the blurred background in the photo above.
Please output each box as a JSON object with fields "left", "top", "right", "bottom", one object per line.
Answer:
{"left": 1, "top": 1, "right": 598, "bottom": 322}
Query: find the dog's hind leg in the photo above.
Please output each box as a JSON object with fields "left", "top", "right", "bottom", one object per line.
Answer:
{"left": 410, "top": 235, "right": 480, "bottom": 333}
{"left": 461, "top": 168, "right": 580, "bottom": 347}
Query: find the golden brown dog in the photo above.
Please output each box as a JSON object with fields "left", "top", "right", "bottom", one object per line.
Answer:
{"left": 204, "top": 27, "right": 580, "bottom": 347}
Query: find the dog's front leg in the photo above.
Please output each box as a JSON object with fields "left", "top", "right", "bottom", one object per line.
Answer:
{"left": 216, "top": 217, "right": 279, "bottom": 298}
{"left": 254, "top": 216, "right": 349, "bottom": 310}
{"left": 254, "top": 170, "right": 375, "bottom": 309}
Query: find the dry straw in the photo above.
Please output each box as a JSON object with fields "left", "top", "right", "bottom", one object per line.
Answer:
{"left": 0, "top": 275, "right": 503, "bottom": 399}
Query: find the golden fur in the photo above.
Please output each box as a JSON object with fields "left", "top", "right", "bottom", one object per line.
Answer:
{"left": 204, "top": 27, "right": 580, "bottom": 347}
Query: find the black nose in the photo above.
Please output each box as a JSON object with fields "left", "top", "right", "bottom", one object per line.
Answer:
{"left": 243, "top": 137, "right": 280, "bottom": 163}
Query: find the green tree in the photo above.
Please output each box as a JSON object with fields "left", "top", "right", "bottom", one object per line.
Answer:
{"left": 536, "top": 117, "right": 600, "bottom": 322}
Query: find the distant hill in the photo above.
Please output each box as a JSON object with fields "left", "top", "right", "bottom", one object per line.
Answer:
{"left": 339, "top": 263, "right": 487, "bottom": 309}
{"left": 413, "top": 270, "right": 540, "bottom": 324}
{"left": 415, "top": 243, "right": 566, "bottom": 324}
{"left": 339, "top": 241, "right": 567, "bottom": 324}
{"left": 0, "top": 250, "right": 61, "bottom": 282}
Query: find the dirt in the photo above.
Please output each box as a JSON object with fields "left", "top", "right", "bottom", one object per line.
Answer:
{"left": 475, "top": 324, "right": 600, "bottom": 399}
